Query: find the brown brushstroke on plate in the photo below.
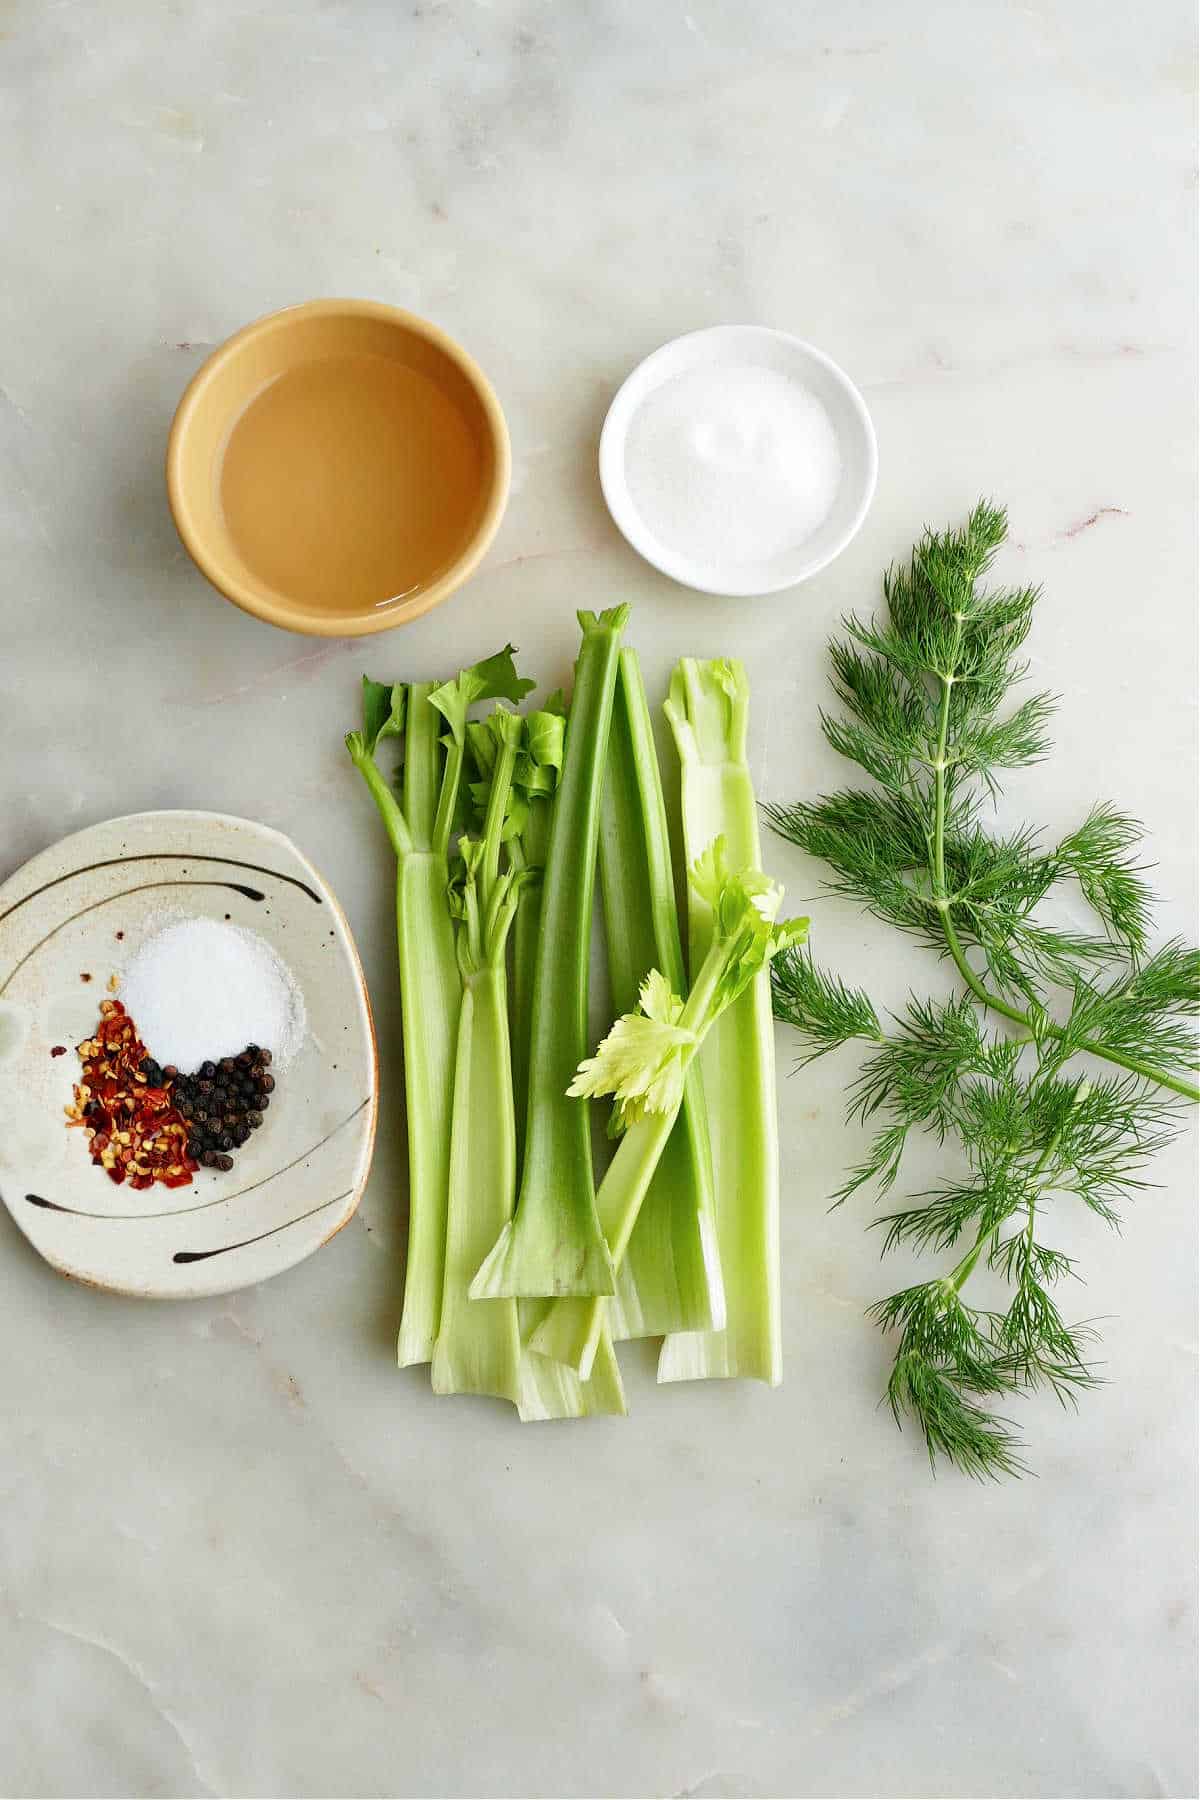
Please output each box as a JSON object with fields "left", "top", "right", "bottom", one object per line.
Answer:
{"left": 0, "top": 851, "right": 321, "bottom": 927}
{"left": 173, "top": 1191, "right": 352, "bottom": 1263}
{"left": 0, "top": 880, "right": 264, "bottom": 996}
{"left": 22, "top": 1096, "right": 371, "bottom": 1220}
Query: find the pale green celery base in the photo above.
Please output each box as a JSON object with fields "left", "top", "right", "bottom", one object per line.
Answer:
{"left": 395, "top": 852, "right": 461, "bottom": 1369}
{"left": 658, "top": 970, "right": 782, "bottom": 1386}
{"left": 612, "top": 1069, "right": 720, "bottom": 1340}
{"left": 516, "top": 1302, "right": 627, "bottom": 1419}
{"left": 430, "top": 970, "right": 522, "bottom": 1406}
{"left": 469, "top": 1188, "right": 615, "bottom": 1299}
{"left": 658, "top": 754, "right": 782, "bottom": 1387}
{"left": 530, "top": 1101, "right": 684, "bottom": 1376}
{"left": 526, "top": 1295, "right": 593, "bottom": 1374}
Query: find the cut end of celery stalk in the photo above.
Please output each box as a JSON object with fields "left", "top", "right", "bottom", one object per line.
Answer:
{"left": 657, "top": 1321, "right": 782, "bottom": 1388}
{"left": 526, "top": 1295, "right": 604, "bottom": 1381}
{"left": 397, "top": 1319, "right": 437, "bottom": 1370}
{"left": 468, "top": 1213, "right": 616, "bottom": 1300}
{"left": 430, "top": 1329, "right": 522, "bottom": 1405}
{"left": 517, "top": 1305, "right": 627, "bottom": 1419}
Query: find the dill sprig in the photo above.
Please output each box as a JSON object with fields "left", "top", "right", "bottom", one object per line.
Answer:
{"left": 769, "top": 503, "right": 1199, "bottom": 1477}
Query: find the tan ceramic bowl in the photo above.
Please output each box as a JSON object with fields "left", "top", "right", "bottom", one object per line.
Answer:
{"left": 167, "top": 299, "right": 510, "bottom": 636}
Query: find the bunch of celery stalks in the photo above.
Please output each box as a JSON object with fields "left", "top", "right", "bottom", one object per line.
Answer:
{"left": 346, "top": 606, "right": 806, "bottom": 1419}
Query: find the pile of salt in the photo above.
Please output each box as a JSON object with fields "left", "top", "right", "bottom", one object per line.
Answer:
{"left": 624, "top": 363, "right": 842, "bottom": 567}
{"left": 121, "top": 918, "right": 306, "bottom": 1073}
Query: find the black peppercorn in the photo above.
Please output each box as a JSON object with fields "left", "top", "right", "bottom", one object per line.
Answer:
{"left": 200, "top": 1061, "right": 217, "bottom": 1080}
{"left": 215, "top": 1153, "right": 234, "bottom": 1172}
{"left": 259, "top": 1073, "right": 275, "bottom": 1093}
{"left": 246, "top": 1110, "right": 263, "bottom": 1129}
{"left": 258, "top": 1049, "right": 272, "bottom": 1067}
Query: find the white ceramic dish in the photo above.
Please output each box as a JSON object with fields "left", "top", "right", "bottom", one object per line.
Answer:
{"left": 599, "top": 325, "right": 878, "bottom": 597}
{"left": 0, "top": 812, "right": 377, "bottom": 1299}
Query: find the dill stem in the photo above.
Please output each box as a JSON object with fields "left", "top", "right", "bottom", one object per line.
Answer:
{"left": 948, "top": 1221, "right": 994, "bottom": 1293}
{"left": 929, "top": 641, "right": 1200, "bottom": 1106}
{"left": 948, "top": 1102, "right": 1074, "bottom": 1296}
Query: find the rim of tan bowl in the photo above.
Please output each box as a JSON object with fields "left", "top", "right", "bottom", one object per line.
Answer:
{"left": 165, "top": 297, "right": 512, "bottom": 638}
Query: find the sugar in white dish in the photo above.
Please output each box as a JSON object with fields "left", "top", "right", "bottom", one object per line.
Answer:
{"left": 623, "top": 363, "right": 843, "bottom": 567}
{"left": 121, "top": 917, "right": 306, "bottom": 1073}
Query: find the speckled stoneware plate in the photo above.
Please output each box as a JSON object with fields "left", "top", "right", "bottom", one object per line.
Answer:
{"left": 0, "top": 811, "right": 377, "bottom": 1299}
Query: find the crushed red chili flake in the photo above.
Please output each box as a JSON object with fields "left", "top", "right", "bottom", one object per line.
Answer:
{"left": 65, "top": 1000, "right": 197, "bottom": 1191}
{"left": 50, "top": 1045, "right": 67, "bottom": 1058}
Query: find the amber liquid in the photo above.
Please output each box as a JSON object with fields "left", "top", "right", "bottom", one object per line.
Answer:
{"left": 218, "top": 353, "right": 486, "bottom": 614}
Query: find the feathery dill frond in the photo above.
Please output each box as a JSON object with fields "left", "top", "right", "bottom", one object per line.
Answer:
{"left": 769, "top": 503, "right": 1198, "bottom": 1475}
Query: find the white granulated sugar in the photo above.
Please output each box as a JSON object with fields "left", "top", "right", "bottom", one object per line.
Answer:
{"left": 121, "top": 917, "right": 306, "bottom": 1073}
{"left": 624, "top": 364, "right": 842, "bottom": 565}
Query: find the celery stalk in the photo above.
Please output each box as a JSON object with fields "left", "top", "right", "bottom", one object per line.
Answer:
{"left": 660, "top": 659, "right": 786, "bottom": 1386}
{"left": 471, "top": 607, "right": 630, "bottom": 1299}
{"left": 391, "top": 851, "right": 461, "bottom": 1366}
{"left": 529, "top": 843, "right": 803, "bottom": 1379}
{"left": 431, "top": 713, "right": 526, "bottom": 1402}
{"left": 517, "top": 1298, "right": 627, "bottom": 1420}
{"left": 346, "top": 651, "right": 533, "bottom": 1370}
{"left": 506, "top": 695, "right": 564, "bottom": 1174}
{"left": 348, "top": 688, "right": 459, "bottom": 1368}
{"left": 449, "top": 702, "right": 629, "bottom": 1418}
{"left": 597, "top": 649, "right": 723, "bottom": 1340}
{"left": 432, "top": 962, "right": 522, "bottom": 1401}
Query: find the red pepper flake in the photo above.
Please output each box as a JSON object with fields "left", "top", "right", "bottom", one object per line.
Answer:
{"left": 67, "top": 999, "right": 197, "bottom": 1191}
{"left": 80, "top": 972, "right": 93, "bottom": 983}
{"left": 50, "top": 1045, "right": 67, "bottom": 1058}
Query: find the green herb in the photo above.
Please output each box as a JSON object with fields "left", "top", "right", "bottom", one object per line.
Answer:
{"left": 768, "top": 504, "right": 1199, "bottom": 1475}
{"left": 658, "top": 658, "right": 788, "bottom": 1386}
{"left": 471, "top": 607, "right": 630, "bottom": 1300}
{"left": 530, "top": 839, "right": 806, "bottom": 1377}
{"left": 346, "top": 649, "right": 533, "bottom": 1367}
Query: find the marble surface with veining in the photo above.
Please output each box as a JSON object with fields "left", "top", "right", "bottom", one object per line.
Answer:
{"left": 1, "top": 3, "right": 1196, "bottom": 1796}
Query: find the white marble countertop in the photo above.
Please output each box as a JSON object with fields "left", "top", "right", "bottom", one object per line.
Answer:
{"left": 1, "top": 4, "right": 1196, "bottom": 1796}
